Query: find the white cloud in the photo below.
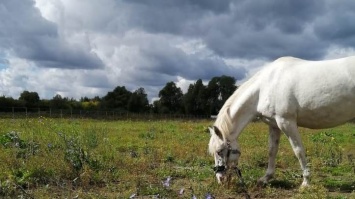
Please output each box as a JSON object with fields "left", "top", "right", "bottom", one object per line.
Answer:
{"left": 34, "top": 0, "right": 64, "bottom": 24}
{"left": 176, "top": 76, "right": 195, "bottom": 93}
{"left": 0, "top": 54, "right": 111, "bottom": 100}
{"left": 323, "top": 45, "right": 355, "bottom": 60}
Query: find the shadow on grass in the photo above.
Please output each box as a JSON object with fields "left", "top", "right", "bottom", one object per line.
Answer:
{"left": 324, "top": 180, "right": 355, "bottom": 193}
{"left": 268, "top": 179, "right": 297, "bottom": 190}
{"left": 265, "top": 179, "right": 355, "bottom": 193}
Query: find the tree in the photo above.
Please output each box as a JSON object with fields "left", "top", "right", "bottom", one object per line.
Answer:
{"left": 50, "top": 94, "right": 69, "bottom": 109}
{"left": 206, "top": 76, "right": 237, "bottom": 115}
{"left": 80, "top": 97, "right": 90, "bottom": 102}
{"left": 158, "top": 82, "right": 183, "bottom": 113}
{"left": 19, "top": 91, "right": 40, "bottom": 108}
{"left": 0, "top": 96, "right": 19, "bottom": 111}
{"left": 102, "top": 86, "right": 132, "bottom": 111}
{"left": 219, "top": 75, "right": 237, "bottom": 101}
{"left": 151, "top": 100, "right": 161, "bottom": 114}
{"left": 183, "top": 79, "right": 207, "bottom": 115}
{"left": 80, "top": 96, "right": 101, "bottom": 110}
{"left": 128, "top": 88, "right": 149, "bottom": 113}
{"left": 81, "top": 101, "right": 100, "bottom": 110}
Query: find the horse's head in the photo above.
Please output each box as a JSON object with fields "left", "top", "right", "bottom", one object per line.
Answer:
{"left": 208, "top": 126, "right": 241, "bottom": 184}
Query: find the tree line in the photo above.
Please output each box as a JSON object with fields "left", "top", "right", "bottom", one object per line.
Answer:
{"left": 0, "top": 75, "right": 238, "bottom": 116}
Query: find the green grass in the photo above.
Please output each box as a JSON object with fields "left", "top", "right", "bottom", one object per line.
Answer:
{"left": 0, "top": 118, "right": 354, "bottom": 198}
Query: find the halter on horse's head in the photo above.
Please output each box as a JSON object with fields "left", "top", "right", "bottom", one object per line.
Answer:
{"left": 208, "top": 126, "right": 241, "bottom": 183}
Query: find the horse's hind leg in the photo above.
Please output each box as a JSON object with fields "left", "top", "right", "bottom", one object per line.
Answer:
{"left": 276, "top": 116, "right": 310, "bottom": 187}
{"left": 258, "top": 125, "right": 281, "bottom": 186}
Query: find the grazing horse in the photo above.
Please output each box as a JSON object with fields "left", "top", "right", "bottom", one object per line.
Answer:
{"left": 208, "top": 56, "right": 355, "bottom": 187}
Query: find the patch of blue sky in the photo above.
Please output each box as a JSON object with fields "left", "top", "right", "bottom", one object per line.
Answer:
{"left": 0, "top": 55, "right": 9, "bottom": 70}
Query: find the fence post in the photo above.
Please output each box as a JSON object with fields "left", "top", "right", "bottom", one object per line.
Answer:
{"left": 12, "top": 107, "right": 14, "bottom": 119}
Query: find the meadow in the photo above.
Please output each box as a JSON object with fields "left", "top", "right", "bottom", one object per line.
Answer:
{"left": 0, "top": 118, "right": 354, "bottom": 198}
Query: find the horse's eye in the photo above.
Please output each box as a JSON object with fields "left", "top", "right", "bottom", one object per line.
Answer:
{"left": 217, "top": 150, "right": 224, "bottom": 156}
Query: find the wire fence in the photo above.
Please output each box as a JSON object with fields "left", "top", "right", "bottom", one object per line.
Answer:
{"left": 0, "top": 107, "right": 212, "bottom": 120}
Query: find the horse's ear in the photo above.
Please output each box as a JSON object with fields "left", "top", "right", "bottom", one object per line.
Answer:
{"left": 209, "top": 126, "right": 223, "bottom": 140}
{"left": 213, "top": 126, "right": 223, "bottom": 140}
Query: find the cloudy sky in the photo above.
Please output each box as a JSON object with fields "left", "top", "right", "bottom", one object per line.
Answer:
{"left": 1, "top": 0, "right": 355, "bottom": 101}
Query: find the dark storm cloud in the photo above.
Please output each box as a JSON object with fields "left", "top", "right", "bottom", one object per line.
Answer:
{"left": 140, "top": 45, "right": 246, "bottom": 81}
{"left": 125, "top": 0, "right": 233, "bottom": 14}
{"left": 0, "top": 0, "right": 103, "bottom": 69}
{"left": 10, "top": 35, "right": 104, "bottom": 69}
{"left": 232, "top": 0, "right": 323, "bottom": 34}
{"left": 205, "top": 25, "right": 327, "bottom": 60}
{"left": 116, "top": 33, "right": 247, "bottom": 88}
{"left": 314, "top": 1, "right": 355, "bottom": 47}
{"left": 121, "top": 0, "right": 235, "bottom": 36}
{"left": 119, "top": 44, "right": 247, "bottom": 88}
{"left": 122, "top": 0, "right": 354, "bottom": 60}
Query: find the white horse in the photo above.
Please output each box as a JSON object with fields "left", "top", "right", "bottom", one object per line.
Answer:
{"left": 208, "top": 56, "right": 355, "bottom": 187}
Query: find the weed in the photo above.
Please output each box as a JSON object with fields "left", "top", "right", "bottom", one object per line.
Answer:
{"left": 56, "top": 131, "right": 103, "bottom": 174}
{"left": 57, "top": 132, "right": 88, "bottom": 172}
{"left": 0, "top": 131, "right": 26, "bottom": 148}
{"left": 0, "top": 131, "right": 40, "bottom": 159}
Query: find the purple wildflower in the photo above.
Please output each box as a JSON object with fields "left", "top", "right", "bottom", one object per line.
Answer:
{"left": 192, "top": 195, "right": 197, "bottom": 199}
{"left": 206, "top": 193, "right": 214, "bottom": 199}
{"left": 162, "top": 176, "right": 172, "bottom": 187}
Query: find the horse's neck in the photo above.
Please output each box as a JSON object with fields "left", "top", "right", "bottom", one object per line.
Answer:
{"left": 228, "top": 82, "right": 260, "bottom": 139}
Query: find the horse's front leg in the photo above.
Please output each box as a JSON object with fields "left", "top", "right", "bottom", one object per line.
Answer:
{"left": 258, "top": 125, "right": 281, "bottom": 185}
{"left": 276, "top": 117, "right": 310, "bottom": 187}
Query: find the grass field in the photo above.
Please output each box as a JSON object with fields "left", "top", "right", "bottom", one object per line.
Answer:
{"left": 0, "top": 118, "right": 354, "bottom": 198}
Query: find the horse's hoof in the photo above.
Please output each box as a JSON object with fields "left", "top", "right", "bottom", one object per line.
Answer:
{"left": 300, "top": 181, "right": 310, "bottom": 189}
{"left": 257, "top": 175, "right": 272, "bottom": 187}
{"left": 256, "top": 179, "right": 267, "bottom": 187}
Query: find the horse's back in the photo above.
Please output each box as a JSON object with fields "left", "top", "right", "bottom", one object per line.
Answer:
{"left": 257, "top": 56, "right": 355, "bottom": 129}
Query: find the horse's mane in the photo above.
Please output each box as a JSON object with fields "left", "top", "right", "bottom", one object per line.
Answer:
{"left": 214, "top": 72, "right": 260, "bottom": 139}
